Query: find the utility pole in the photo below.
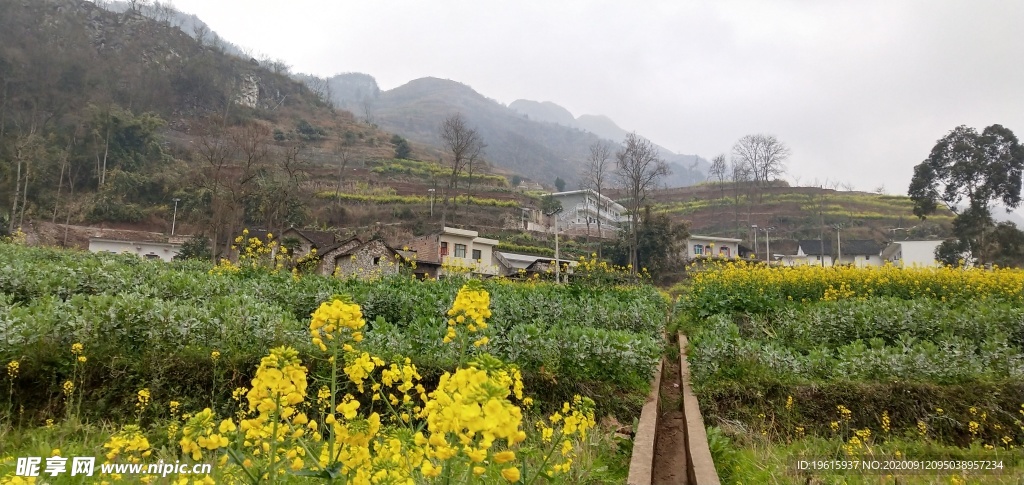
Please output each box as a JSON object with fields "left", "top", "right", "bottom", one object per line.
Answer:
{"left": 554, "top": 214, "right": 560, "bottom": 283}
{"left": 171, "top": 198, "right": 181, "bottom": 236}
{"left": 543, "top": 196, "right": 564, "bottom": 283}
{"left": 834, "top": 223, "right": 844, "bottom": 266}
{"left": 751, "top": 224, "right": 758, "bottom": 260}
{"left": 819, "top": 188, "right": 825, "bottom": 267}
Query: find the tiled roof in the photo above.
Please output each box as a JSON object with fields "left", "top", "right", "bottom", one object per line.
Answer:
{"left": 798, "top": 240, "right": 832, "bottom": 256}
{"left": 840, "top": 239, "right": 882, "bottom": 256}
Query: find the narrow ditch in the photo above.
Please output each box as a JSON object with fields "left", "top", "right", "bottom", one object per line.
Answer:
{"left": 652, "top": 337, "right": 689, "bottom": 484}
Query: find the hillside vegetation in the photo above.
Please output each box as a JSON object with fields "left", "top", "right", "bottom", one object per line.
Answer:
{"left": 0, "top": 0, "right": 537, "bottom": 253}
{"left": 645, "top": 182, "right": 955, "bottom": 245}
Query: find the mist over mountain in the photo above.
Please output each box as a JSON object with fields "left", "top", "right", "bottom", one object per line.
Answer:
{"left": 326, "top": 74, "right": 708, "bottom": 188}
{"left": 509, "top": 99, "right": 710, "bottom": 184}
{"left": 508, "top": 100, "right": 577, "bottom": 127}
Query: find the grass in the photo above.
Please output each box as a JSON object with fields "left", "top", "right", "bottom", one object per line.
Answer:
{"left": 710, "top": 426, "right": 1024, "bottom": 484}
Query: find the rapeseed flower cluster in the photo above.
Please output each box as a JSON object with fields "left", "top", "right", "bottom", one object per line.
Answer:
{"left": 309, "top": 297, "right": 365, "bottom": 352}
{"left": 684, "top": 259, "right": 1024, "bottom": 312}
{"left": 5, "top": 361, "right": 16, "bottom": 379}
{"left": 237, "top": 346, "right": 308, "bottom": 475}
{"left": 444, "top": 281, "right": 492, "bottom": 344}
{"left": 103, "top": 424, "right": 152, "bottom": 463}
{"left": 179, "top": 408, "right": 234, "bottom": 461}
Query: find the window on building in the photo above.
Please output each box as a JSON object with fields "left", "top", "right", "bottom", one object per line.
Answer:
{"left": 720, "top": 247, "right": 730, "bottom": 257}
{"left": 440, "top": 242, "right": 448, "bottom": 256}
{"left": 373, "top": 256, "right": 381, "bottom": 265}
{"left": 694, "top": 245, "right": 703, "bottom": 255}
{"left": 472, "top": 249, "right": 482, "bottom": 260}
{"left": 455, "top": 244, "right": 466, "bottom": 258}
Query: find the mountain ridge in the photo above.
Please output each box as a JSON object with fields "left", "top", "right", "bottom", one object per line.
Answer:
{"left": 326, "top": 73, "right": 708, "bottom": 189}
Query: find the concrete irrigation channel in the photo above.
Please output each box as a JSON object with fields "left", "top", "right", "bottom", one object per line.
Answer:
{"left": 627, "top": 333, "right": 721, "bottom": 485}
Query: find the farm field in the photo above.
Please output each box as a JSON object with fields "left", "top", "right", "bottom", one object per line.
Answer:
{"left": 677, "top": 262, "right": 1024, "bottom": 484}
{"left": 0, "top": 242, "right": 668, "bottom": 484}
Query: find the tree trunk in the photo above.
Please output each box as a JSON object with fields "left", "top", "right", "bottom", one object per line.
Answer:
{"left": 100, "top": 117, "right": 111, "bottom": 188}
{"left": 10, "top": 156, "right": 20, "bottom": 233}
{"left": 18, "top": 163, "right": 29, "bottom": 228}
{"left": 52, "top": 155, "right": 65, "bottom": 224}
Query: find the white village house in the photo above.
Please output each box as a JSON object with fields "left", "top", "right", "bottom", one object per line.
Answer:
{"left": 89, "top": 238, "right": 183, "bottom": 262}
{"left": 685, "top": 235, "right": 742, "bottom": 260}
{"left": 834, "top": 239, "right": 884, "bottom": 267}
{"left": 524, "top": 189, "right": 629, "bottom": 239}
{"left": 779, "top": 239, "right": 884, "bottom": 267}
{"left": 407, "top": 227, "right": 501, "bottom": 277}
{"left": 779, "top": 240, "right": 834, "bottom": 266}
{"left": 881, "top": 240, "right": 944, "bottom": 267}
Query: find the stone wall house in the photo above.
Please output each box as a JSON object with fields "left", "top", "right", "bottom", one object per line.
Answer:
{"left": 281, "top": 228, "right": 338, "bottom": 259}
{"left": 316, "top": 237, "right": 363, "bottom": 276}
{"left": 331, "top": 239, "right": 408, "bottom": 279}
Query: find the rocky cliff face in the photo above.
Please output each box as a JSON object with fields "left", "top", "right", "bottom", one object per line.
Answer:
{"left": 326, "top": 73, "right": 381, "bottom": 112}
{"left": 6, "top": 0, "right": 316, "bottom": 122}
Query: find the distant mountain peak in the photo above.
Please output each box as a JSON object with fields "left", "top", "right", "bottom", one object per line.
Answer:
{"left": 508, "top": 99, "right": 576, "bottom": 126}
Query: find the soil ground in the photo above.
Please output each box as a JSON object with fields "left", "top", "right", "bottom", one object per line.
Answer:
{"left": 652, "top": 343, "right": 689, "bottom": 485}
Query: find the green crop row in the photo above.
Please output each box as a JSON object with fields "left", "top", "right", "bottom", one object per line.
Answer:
{"left": 369, "top": 158, "right": 509, "bottom": 187}
{"left": 0, "top": 243, "right": 665, "bottom": 419}
{"left": 314, "top": 191, "right": 520, "bottom": 207}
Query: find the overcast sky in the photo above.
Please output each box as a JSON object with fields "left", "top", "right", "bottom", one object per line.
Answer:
{"left": 168, "top": 0, "right": 1024, "bottom": 195}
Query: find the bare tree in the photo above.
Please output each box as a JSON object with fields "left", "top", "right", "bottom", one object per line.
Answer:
{"left": 334, "top": 143, "right": 352, "bottom": 201}
{"left": 581, "top": 140, "right": 613, "bottom": 250}
{"left": 841, "top": 181, "right": 856, "bottom": 192}
{"left": 709, "top": 153, "right": 728, "bottom": 200}
{"left": 192, "top": 23, "right": 209, "bottom": 46}
{"left": 616, "top": 132, "right": 669, "bottom": 274}
{"left": 730, "top": 159, "right": 752, "bottom": 231}
{"left": 9, "top": 131, "right": 44, "bottom": 233}
{"left": 438, "top": 113, "right": 483, "bottom": 226}
{"left": 732, "top": 134, "right": 790, "bottom": 196}
{"left": 304, "top": 76, "right": 333, "bottom": 106}
{"left": 361, "top": 98, "right": 375, "bottom": 126}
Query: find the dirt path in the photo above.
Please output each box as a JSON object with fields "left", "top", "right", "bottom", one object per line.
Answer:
{"left": 652, "top": 340, "right": 689, "bottom": 485}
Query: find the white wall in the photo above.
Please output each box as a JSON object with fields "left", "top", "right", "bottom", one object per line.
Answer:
{"left": 835, "top": 254, "right": 883, "bottom": 267}
{"left": 781, "top": 255, "right": 833, "bottom": 266}
{"left": 888, "top": 240, "right": 943, "bottom": 267}
{"left": 88, "top": 239, "right": 181, "bottom": 262}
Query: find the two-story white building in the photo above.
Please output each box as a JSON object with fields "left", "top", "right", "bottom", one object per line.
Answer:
{"left": 407, "top": 227, "right": 500, "bottom": 277}
{"left": 525, "top": 189, "right": 629, "bottom": 239}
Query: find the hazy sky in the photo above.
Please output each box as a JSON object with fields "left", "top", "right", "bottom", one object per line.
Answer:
{"left": 168, "top": 0, "right": 1024, "bottom": 195}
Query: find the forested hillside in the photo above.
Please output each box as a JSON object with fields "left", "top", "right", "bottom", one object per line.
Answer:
{"left": 0, "top": 0, "right": 448, "bottom": 252}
